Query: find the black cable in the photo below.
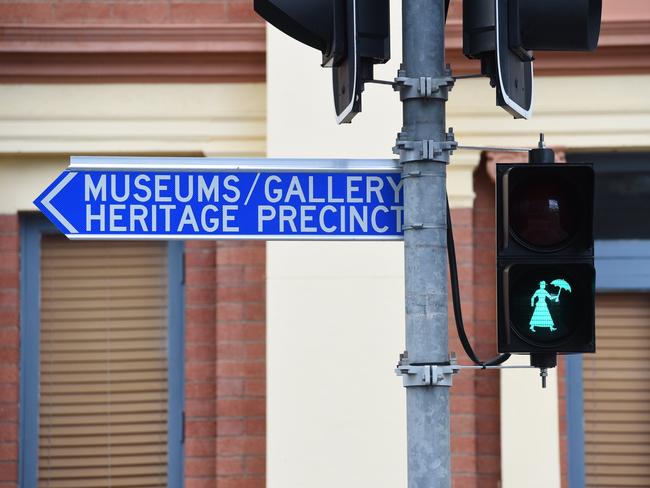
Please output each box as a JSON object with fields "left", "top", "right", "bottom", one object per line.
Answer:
{"left": 446, "top": 193, "right": 510, "bottom": 367}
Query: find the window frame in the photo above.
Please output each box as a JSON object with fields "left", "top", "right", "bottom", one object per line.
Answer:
{"left": 566, "top": 239, "right": 650, "bottom": 488}
{"left": 18, "top": 213, "right": 185, "bottom": 487}
{"left": 563, "top": 152, "right": 650, "bottom": 487}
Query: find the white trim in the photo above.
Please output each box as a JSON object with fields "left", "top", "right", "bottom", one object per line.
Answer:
{"left": 70, "top": 156, "right": 400, "bottom": 173}
{"left": 67, "top": 233, "right": 403, "bottom": 241}
{"left": 495, "top": 0, "right": 534, "bottom": 120}
{"left": 335, "top": 0, "right": 358, "bottom": 124}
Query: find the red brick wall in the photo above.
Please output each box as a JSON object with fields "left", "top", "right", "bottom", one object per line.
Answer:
{"left": 448, "top": 207, "right": 480, "bottom": 488}
{"left": 447, "top": 190, "right": 501, "bottom": 488}
{"left": 184, "top": 241, "right": 218, "bottom": 487}
{"left": 0, "top": 0, "right": 260, "bottom": 25}
{"left": 184, "top": 240, "right": 266, "bottom": 488}
{"left": 215, "top": 241, "right": 265, "bottom": 487}
{"left": 0, "top": 215, "right": 19, "bottom": 487}
{"left": 470, "top": 160, "right": 502, "bottom": 488}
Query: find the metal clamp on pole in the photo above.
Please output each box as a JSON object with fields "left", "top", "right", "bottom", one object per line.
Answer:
{"left": 393, "top": 67, "right": 455, "bottom": 101}
{"left": 395, "top": 352, "right": 455, "bottom": 387}
{"left": 402, "top": 223, "right": 447, "bottom": 232}
{"left": 393, "top": 129, "right": 457, "bottom": 163}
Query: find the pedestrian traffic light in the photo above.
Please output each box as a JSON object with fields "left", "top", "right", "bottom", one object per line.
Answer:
{"left": 254, "top": 0, "right": 390, "bottom": 124}
{"left": 463, "top": 0, "right": 601, "bottom": 118}
{"left": 496, "top": 147, "right": 596, "bottom": 374}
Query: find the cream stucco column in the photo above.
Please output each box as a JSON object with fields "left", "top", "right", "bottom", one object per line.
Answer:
{"left": 266, "top": 12, "right": 408, "bottom": 487}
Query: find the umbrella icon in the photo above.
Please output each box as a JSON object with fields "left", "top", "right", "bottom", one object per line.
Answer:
{"left": 551, "top": 279, "right": 572, "bottom": 301}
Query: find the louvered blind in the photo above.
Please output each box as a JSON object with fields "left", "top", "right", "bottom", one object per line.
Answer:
{"left": 39, "top": 236, "right": 169, "bottom": 487}
{"left": 584, "top": 294, "right": 650, "bottom": 488}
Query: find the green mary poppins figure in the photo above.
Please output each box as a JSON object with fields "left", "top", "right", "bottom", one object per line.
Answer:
{"left": 529, "top": 281, "right": 559, "bottom": 332}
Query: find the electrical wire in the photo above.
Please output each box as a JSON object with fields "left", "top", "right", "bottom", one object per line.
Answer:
{"left": 446, "top": 194, "right": 510, "bottom": 367}
{"left": 440, "top": 0, "right": 507, "bottom": 367}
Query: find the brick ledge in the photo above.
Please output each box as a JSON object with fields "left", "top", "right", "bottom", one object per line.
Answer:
{"left": 0, "top": 23, "right": 265, "bottom": 82}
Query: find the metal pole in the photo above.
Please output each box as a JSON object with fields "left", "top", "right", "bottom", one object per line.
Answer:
{"left": 397, "top": 1, "right": 451, "bottom": 486}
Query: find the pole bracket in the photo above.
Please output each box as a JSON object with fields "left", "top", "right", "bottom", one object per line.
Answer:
{"left": 402, "top": 223, "right": 446, "bottom": 232}
{"left": 395, "top": 352, "right": 455, "bottom": 387}
{"left": 393, "top": 67, "right": 455, "bottom": 101}
{"left": 393, "top": 129, "right": 457, "bottom": 163}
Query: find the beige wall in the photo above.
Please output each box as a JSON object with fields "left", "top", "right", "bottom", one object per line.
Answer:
{"left": 266, "top": 3, "right": 650, "bottom": 486}
{"left": 266, "top": 7, "right": 409, "bottom": 486}
{"left": 0, "top": 155, "right": 67, "bottom": 213}
{"left": 265, "top": 3, "right": 411, "bottom": 485}
{"left": 0, "top": 83, "right": 266, "bottom": 213}
{"left": 500, "top": 355, "right": 562, "bottom": 487}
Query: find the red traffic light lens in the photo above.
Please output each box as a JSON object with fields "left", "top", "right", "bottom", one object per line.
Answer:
{"left": 509, "top": 173, "right": 580, "bottom": 250}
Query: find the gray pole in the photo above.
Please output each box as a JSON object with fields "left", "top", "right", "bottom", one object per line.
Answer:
{"left": 395, "top": 0, "right": 452, "bottom": 486}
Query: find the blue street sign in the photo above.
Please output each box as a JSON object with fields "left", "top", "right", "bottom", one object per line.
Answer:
{"left": 34, "top": 157, "right": 405, "bottom": 240}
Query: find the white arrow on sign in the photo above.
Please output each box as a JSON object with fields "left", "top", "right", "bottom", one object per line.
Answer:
{"left": 39, "top": 172, "right": 79, "bottom": 234}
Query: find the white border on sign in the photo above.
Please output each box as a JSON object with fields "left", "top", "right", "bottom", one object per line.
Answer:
{"left": 70, "top": 156, "right": 400, "bottom": 173}
{"left": 67, "top": 233, "right": 404, "bottom": 241}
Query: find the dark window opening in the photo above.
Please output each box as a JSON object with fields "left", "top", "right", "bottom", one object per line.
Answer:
{"left": 566, "top": 152, "right": 650, "bottom": 240}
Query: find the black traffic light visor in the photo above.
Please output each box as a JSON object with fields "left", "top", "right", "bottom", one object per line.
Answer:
{"left": 496, "top": 0, "right": 533, "bottom": 119}
{"left": 514, "top": 0, "right": 602, "bottom": 52}
{"left": 254, "top": 0, "right": 334, "bottom": 54}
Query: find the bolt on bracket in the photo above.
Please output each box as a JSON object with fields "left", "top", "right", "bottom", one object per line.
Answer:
{"left": 393, "top": 67, "right": 455, "bottom": 101}
{"left": 393, "top": 128, "right": 457, "bottom": 163}
{"left": 395, "top": 352, "right": 456, "bottom": 388}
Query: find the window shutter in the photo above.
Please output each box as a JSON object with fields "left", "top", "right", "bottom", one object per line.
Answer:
{"left": 38, "top": 236, "right": 169, "bottom": 487}
{"left": 584, "top": 294, "right": 650, "bottom": 487}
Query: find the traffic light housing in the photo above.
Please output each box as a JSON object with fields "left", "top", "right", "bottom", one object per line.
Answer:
{"left": 254, "top": 0, "right": 390, "bottom": 124}
{"left": 463, "top": 0, "right": 601, "bottom": 118}
{"left": 496, "top": 158, "right": 596, "bottom": 361}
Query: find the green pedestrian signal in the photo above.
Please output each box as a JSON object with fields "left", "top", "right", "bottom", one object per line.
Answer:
{"left": 529, "top": 279, "right": 572, "bottom": 332}
{"left": 550, "top": 279, "right": 571, "bottom": 298}
{"left": 529, "top": 280, "right": 561, "bottom": 332}
{"left": 496, "top": 152, "right": 596, "bottom": 381}
{"left": 504, "top": 264, "right": 594, "bottom": 351}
